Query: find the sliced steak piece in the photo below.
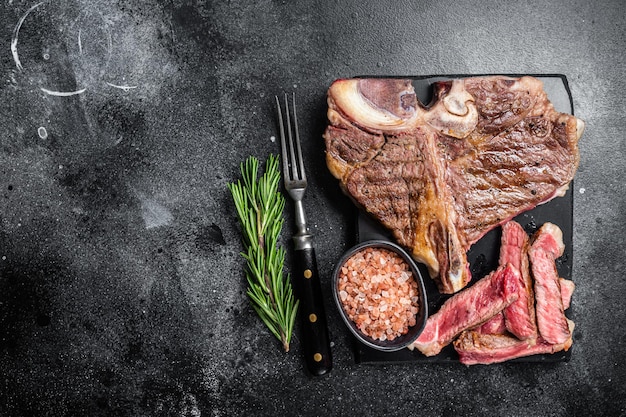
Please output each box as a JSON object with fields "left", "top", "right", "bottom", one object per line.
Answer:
{"left": 529, "top": 223, "right": 571, "bottom": 345}
{"left": 560, "top": 278, "right": 575, "bottom": 310}
{"left": 411, "top": 264, "right": 520, "bottom": 356}
{"left": 454, "top": 320, "right": 574, "bottom": 366}
{"left": 499, "top": 221, "right": 537, "bottom": 340}
{"left": 455, "top": 244, "right": 575, "bottom": 365}
{"left": 471, "top": 270, "right": 574, "bottom": 336}
{"left": 324, "top": 76, "right": 584, "bottom": 293}
{"left": 475, "top": 312, "right": 506, "bottom": 335}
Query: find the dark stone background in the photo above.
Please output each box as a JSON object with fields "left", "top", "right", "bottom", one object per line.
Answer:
{"left": 0, "top": 0, "right": 624, "bottom": 416}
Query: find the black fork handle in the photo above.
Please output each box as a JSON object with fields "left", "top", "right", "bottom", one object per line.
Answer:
{"left": 292, "top": 247, "right": 333, "bottom": 376}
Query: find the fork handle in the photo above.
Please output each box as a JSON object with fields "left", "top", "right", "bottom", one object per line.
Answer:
{"left": 293, "top": 247, "right": 333, "bottom": 376}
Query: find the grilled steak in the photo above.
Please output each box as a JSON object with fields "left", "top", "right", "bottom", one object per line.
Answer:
{"left": 411, "top": 263, "right": 520, "bottom": 356}
{"left": 324, "top": 76, "right": 584, "bottom": 293}
{"left": 529, "top": 223, "right": 571, "bottom": 344}
{"left": 499, "top": 221, "right": 537, "bottom": 340}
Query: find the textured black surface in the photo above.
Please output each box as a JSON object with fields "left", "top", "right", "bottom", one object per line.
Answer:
{"left": 1, "top": 1, "right": 625, "bottom": 416}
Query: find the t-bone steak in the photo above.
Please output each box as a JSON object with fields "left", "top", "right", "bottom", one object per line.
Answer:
{"left": 324, "top": 76, "right": 584, "bottom": 293}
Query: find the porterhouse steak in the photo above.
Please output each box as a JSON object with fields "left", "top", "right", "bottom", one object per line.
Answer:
{"left": 324, "top": 76, "right": 584, "bottom": 293}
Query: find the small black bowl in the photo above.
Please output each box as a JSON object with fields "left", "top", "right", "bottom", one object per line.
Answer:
{"left": 332, "top": 240, "right": 428, "bottom": 352}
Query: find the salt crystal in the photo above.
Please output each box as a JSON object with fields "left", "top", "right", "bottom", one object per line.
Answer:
{"left": 396, "top": 274, "right": 408, "bottom": 284}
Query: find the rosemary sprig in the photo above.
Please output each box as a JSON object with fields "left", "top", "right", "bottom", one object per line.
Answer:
{"left": 228, "top": 155, "right": 298, "bottom": 352}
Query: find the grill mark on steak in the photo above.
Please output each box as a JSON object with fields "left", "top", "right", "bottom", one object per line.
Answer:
{"left": 345, "top": 132, "right": 426, "bottom": 248}
{"left": 450, "top": 115, "right": 579, "bottom": 245}
{"left": 324, "top": 76, "right": 583, "bottom": 293}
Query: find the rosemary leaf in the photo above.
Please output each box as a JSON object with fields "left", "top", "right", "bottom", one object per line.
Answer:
{"left": 228, "top": 155, "right": 299, "bottom": 352}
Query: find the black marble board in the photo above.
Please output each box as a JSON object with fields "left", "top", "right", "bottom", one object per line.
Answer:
{"left": 348, "top": 75, "right": 575, "bottom": 364}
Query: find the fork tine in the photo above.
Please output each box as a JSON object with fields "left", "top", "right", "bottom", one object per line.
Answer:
{"left": 277, "top": 93, "right": 307, "bottom": 183}
{"left": 275, "top": 95, "right": 290, "bottom": 180}
{"left": 283, "top": 94, "right": 299, "bottom": 182}
{"left": 290, "top": 93, "right": 306, "bottom": 182}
